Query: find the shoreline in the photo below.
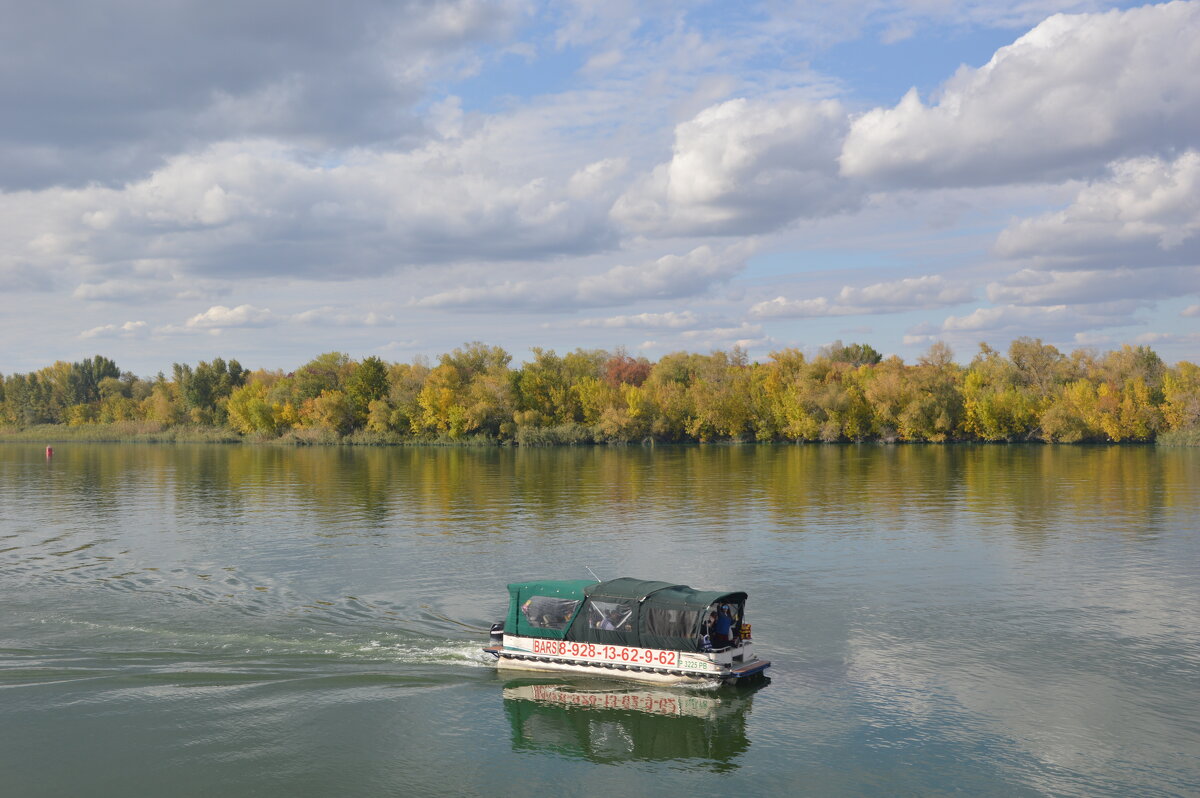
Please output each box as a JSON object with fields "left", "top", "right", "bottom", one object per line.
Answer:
{"left": 3, "top": 423, "right": 1196, "bottom": 446}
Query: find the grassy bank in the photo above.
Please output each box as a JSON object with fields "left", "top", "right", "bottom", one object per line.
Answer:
{"left": 3, "top": 421, "right": 1196, "bottom": 446}
{"left": 1156, "top": 428, "right": 1200, "bottom": 446}
{"left": 0, "top": 423, "right": 506, "bottom": 446}
{"left": 0, "top": 422, "right": 241, "bottom": 443}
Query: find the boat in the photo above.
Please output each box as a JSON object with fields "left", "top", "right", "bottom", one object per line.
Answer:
{"left": 483, "top": 577, "right": 770, "bottom": 685}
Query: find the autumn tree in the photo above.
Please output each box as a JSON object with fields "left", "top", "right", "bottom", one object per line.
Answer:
{"left": 961, "top": 344, "right": 1039, "bottom": 441}
{"left": 1163, "top": 362, "right": 1200, "bottom": 431}
{"left": 896, "top": 342, "right": 963, "bottom": 441}
{"left": 416, "top": 343, "right": 513, "bottom": 439}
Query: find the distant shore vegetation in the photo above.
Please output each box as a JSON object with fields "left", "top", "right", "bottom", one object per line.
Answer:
{"left": 2, "top": 339, "right": 1199, "bottom": 446}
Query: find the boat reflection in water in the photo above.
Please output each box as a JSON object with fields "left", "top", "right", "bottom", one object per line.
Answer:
{"left": 502, "top": 677, "right": 766, "bottom": 771}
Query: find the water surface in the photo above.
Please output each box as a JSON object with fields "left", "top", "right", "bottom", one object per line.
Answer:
{"left": 1, "top": 444, "right": 1197, "bottom": 796}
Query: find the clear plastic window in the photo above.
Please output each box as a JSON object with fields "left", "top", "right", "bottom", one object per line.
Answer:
{"left": 520, "top": 596, "right": 581, "bottom": 630}
{"left": 584, "top": 599, "right": 635, "bottom": 631}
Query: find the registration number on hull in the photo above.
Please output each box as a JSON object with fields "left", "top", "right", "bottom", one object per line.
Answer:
{"left": 528, "top": 638, "right": 680, "bottom": 667}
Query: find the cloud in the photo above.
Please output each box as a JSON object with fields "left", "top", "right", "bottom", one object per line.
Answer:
{"left": 679, "top": 322, "right": 772, "bottom": 351}
{"left": 78, "top": 320, "right": 148, "bottom": 339}
{"left": 72, "top": 274, "right": 229, "bottom": 303}
{"left": 841, "top": 3, "right": 1200, "bottom": 187}
{"left": 291, "top": 307, "right": 396, "bottom": 327}
{"left": 578, "top": 311, "right": 703, "bottom": 329}
{"left": 995, "top": 151, "right": 1200, "bottom": 268}
{"left": 414, "top": 244, "right": 749, "bottom": 312}
{"left": 987, "top": 266, "right": 1200, "bottom": 305}
{"left": 0, "top": 0, "right": 522, "bottom": 190}
{"left": 941, "top": 304, "right": 1071, "bottom": 332}
{"left": 185, "top": 304, "right": 278, "bottom": 329}
{"left": 760, "top": 0, "right": 1109, "bottom": 46}
{"left": 0, "top": 137, "right": 625, "bottom": 284}
{"left": 981, "top": 150, "right": 1200, "bottom": 327}
{"left": 378, "top": 339, "right": 422, "bottom": 353}
{"left": 1134, "top": 330, "right": 1200, "bottom": 345}
{"left": 750, "top": 274, "right": 972, "bottom": 318}
{"left": 940, "top": 301, "right": 1147, "bottom": 334}
{"left": 1184, "top": 305, "right": 1200, "bottom": 318}
{"left": 0, "top": 262, "right": 54, "bottom": 292}
{"left": 613, "top": 97, "right": 859, "bottom": 236}
{"left": 1072, "top": 331, "right": 1112, "bottom": 347}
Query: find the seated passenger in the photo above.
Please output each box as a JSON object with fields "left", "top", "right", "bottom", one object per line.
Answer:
{"left": 701, "top": 612, "right": 717, "bottom": 651}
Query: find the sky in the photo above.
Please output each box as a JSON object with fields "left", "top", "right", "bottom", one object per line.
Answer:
{"left": 1, "top": 0, "right": 1198, "bottom": 376}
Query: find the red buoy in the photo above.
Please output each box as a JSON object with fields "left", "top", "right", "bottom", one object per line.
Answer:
{"left": 46, "top": 446, "right": 53, "bottom": 458}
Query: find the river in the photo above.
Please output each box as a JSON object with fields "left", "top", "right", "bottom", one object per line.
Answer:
{"left": 1, "top": 443, "right": 1197, "bottom": 796}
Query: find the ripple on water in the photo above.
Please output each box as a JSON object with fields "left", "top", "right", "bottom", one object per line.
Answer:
{"left": 1, "top": 443, "right": 1198, "bottom": 797}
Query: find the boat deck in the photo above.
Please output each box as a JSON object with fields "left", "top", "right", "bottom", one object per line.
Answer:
{"left": 484, "top": 643, "right": 769, "bottom": 683}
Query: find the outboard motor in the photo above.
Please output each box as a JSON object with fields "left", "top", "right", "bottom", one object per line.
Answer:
{"left": 489, "top": 622, "right": 504, "bottom": 644}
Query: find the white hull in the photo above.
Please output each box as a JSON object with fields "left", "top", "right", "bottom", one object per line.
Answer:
{"left": 487, "top": 634, "right": 769, "bottom": 685}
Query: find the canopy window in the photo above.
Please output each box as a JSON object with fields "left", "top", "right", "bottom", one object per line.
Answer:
{"left": 583, "top": 599, "right": 636, "bottom": 632}
{"left": 521, "top": 596, "right": 581, "bottom": 630}
{"left": 643, "top": 607, "right": 702, "bottom": 639}
{"left": 505, "top": 580, "right": 592, "bottom": 640}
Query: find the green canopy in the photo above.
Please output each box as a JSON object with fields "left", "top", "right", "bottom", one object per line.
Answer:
{"left": 505, "top": 577, "right": 747, "bottom": 652}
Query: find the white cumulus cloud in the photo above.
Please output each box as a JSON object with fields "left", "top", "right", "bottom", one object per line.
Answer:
{"left": 995, "top": 151, "right": 1200, "bottom": 268}
{"left": 0, "top": 131, "right": 624, "bottom": 289}
{"left": 614, "top": 97, "right": 858, "bottom": 236}
{"left": 186, "top": 304, "right": 278, "bottom": 329}
{"left": 79, "top": 320, "right": 148, "bottom": 339}
{"left": 841, "top": 2, "right": 1200, "bottom": 187}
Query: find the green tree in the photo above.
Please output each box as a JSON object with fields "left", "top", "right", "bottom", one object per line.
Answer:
{"left": 821, "top": 340, "right": 883, "bottom": 366}
{"left": 173, "top": 357, "right": 247, "bottom": 424}
{"left": 70, "top": 355, "right": 121, "bottom": 405}
{"left": 293, "top": 352, "right": 352, "bottom": 402}
{"left": 344, "top": 356, "right": 390, "bottom": 424}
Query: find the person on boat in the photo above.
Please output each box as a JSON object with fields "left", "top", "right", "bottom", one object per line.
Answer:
{"left": 710, "top": 605, "right": 734, "bottom": 648}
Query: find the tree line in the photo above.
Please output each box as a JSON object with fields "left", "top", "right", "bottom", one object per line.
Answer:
{"left": 2, "top": 340, "right": 1198, "bottom": 444}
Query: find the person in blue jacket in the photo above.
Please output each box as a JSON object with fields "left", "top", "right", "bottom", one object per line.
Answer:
{"left": 710, "top": 604, "right": 734, "bottom": 648}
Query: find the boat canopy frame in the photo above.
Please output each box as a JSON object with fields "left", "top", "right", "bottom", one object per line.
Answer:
{"left": 504, "top": 577, "right": 747, "bottom": 653}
